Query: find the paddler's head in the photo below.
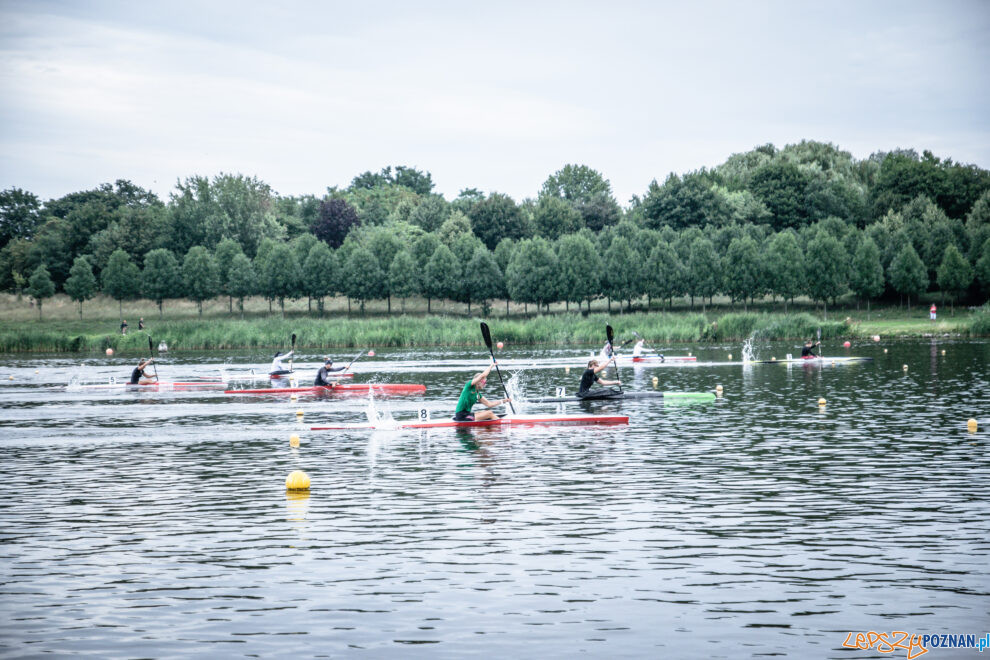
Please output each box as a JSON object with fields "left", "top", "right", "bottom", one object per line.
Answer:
{"left": 325, "top": 358, "right": 333, "bottom": 367}
{"left": 274, "top": 351, "right": 281, "bottom": 358}
{"left": 588, "top": 359, "right": 599, "bottom": 369}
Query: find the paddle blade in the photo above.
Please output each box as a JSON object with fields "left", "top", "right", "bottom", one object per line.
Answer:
{"left": 291, "top": 333, "right": 297, "bottom": 346}
{"left": 480, "top": 322, "right": 493, "bottom": 350}
{"left": 148, "top": 336, "right": 154, "bottom": 355}
{"left": 606, "top": 325, "right": 615, "bottom": 344}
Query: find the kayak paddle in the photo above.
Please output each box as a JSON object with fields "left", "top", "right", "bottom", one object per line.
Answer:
{"left": 289, "top": 333, "right": 296, "bottom": 373}
{"left": 340, "top": 350, "right": 365, "bottom": 374}
{"left": 148, "top": 336, "right": 159, "bottom": 382}
{"left": 480, "top": 322, "right": 515, "bottom": 414}
{"left": 606, "top": 324, "right": 623, "bottom": 394}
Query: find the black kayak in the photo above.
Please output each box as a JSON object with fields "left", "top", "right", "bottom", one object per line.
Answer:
{"left": 527, "top": 390, "right": 715, "bottom": 403}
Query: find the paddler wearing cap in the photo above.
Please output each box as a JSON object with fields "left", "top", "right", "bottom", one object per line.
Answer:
{"left": 314, "top": 357, "right": 347, "bottom": 386}
{"left": 453, "top": 362, "right": 510, "bottom": 421}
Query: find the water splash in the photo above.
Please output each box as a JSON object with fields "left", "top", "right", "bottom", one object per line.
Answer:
{"left": 741, "top": 337, "right": 756, "bottom": 363}
{"left": 364, "top": 390, "right": 398, "bottom": 429}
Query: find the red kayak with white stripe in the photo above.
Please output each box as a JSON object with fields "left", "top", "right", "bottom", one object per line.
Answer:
{"left": 311, "top": 413, "right": 628, "bottom": 430}
{"left": 224, "top": 383, "right": 426, "bottom": 395}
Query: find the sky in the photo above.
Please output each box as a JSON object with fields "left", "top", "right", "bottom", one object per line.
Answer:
{"left": 1, "top": 0, "right": 988, "bottom": 206}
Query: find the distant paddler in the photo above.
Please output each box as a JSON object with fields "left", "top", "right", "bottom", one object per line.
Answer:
{"left": 270, "top": 351, "right": 294, "bottom": 378}
{"left": 129, "top": 358, "right": 157, "bottom": 385}
{"left": 453, "top": 362, "right": 510, "bottom": 422}
{"left": 577, "top": 359, "right": 622, "bottom": 399}
{"left": 314, "top": 358, "right": 347, "bottom": 386}
{"left": 801, "top": 339, "right": 821, "bottom": 359}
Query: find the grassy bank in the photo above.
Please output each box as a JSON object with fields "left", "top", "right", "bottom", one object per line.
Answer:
{"left": 1, "top": 297, "right": 985, "bottom": 353}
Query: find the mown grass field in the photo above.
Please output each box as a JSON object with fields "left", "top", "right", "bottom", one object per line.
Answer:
{"left": 1, "top": 292, "right": 983, "bottom": 353}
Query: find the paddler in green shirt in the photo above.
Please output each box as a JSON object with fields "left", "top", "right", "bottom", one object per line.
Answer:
{"left": 453, "top": 362, "right": 510, "bottom": 421}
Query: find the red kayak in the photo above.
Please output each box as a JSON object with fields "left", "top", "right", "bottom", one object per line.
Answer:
{"left": 225, "top": 383, "right": 425, "bottom": 395}
{"left": 311, "top": 413, "right": 628, "bottom": 430}
{"left": 630, "top": 356, "right": 697, "bottom": 362}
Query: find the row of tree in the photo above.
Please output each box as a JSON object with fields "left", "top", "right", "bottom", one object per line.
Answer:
{"left": 23, "top": 207, "right": 990, "bottom": 320}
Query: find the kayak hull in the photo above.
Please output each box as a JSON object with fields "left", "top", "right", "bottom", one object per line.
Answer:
{"left": 744, "top": 356, "right": 874, "bottom": 364}
{"left": 527, "top": 390, "right": 714, "bottom": 403}
{"left": 311, "top": 413, "right": 629, "bottom": 430}
{"left": 269, "top": 372, "right": 353, "bottom": 379}
{"left": 630, "top": 356, "right": 697, "bottom": 362}
{"left": 225, "top": 383, "right": 425, "bottom": 395}
{"left": 77, "top": 381, "right": 226, "bottom": 391}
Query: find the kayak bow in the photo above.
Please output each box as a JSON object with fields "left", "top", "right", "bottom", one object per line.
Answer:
{"left": 526, "top": 390, "right": 714, "bottom": 403}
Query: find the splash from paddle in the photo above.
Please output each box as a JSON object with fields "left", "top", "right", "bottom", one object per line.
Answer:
{"left": 148, "top": 336, "right": 159, "bottom": 382}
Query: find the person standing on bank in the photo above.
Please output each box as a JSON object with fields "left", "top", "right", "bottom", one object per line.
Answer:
{"left": 930, "top": 303, "right": 937, "bottom": 321}
{"left": 453, "top": 362, "right": 510, "bottom": 421}
{"left": 120, "top": 319, "right": 128, "bottom": 335}
{"left": 138, "top": 318, "right": 145, "bottom": 331}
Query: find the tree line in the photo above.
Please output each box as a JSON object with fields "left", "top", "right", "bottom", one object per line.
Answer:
{"left": 2, "top": 141, "right": 989, "bottom": 320}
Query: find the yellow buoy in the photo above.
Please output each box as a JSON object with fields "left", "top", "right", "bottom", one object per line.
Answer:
{"left": 34, "top": 369, "right": 39, "bottom": 374}
{"left": 290, "top": 434, "right": 300, "bottom": 447}
{"left": 968, "top": 419, "right": 978, "bottom": 433}
{"left": 818, "top": 397, "right": 826, "bottom": 407}
{"left": 883, "top": 348, "right": 888, "bottom": 353}
{"left": 771, "top": 357, "right": 776, "bottom": 362}
{"left": 941, "top": 349, "right": 946, "bottom": 356}
{"left": 651, "top": 376, "right": 659, "bottom": 387}
{"left": 285, "top": 470, "right": 310, "bottom": 491}
{"left": 727, "top": 354, "right": 732, "bottom": 360}
{"left": 8, "top": 375, "right": 12, "bottom": 380}
{"left": 296, "top": 409, "right": 304, "bottom": 417}
{"left": 290, "top": 394, "right": 298, "bottom": 401}
{"left": 902, "top": 364, "right": 908, "bottom": 371}
{"left": 565, "top": 366, "right": 570, "bottom": 374}
{"left": 715, "top": 385, "right": 723, "bottom": 397}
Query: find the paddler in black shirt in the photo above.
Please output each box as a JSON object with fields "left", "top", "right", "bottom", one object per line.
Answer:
{"left": 314, "top": 358, "right": 347, "bottom": 386}
{"left": 801, "top": 340, "right": 820, "bottom": 358}
{"left": 129, "top": 358, "right": 156, "bottom": 385}
{"left": 577, "top": 359, "right": 622, "bottom": 399}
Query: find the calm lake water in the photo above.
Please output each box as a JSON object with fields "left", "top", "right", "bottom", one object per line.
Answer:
{"left": 1, "top": 338, "right": 987, "bottom": 658}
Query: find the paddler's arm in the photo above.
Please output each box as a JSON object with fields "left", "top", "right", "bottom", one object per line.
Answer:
{"left": 479, "top": 395, "right": 510, "bottom": 408}
{"left": 470, "top": 363, "right": 495, "bottom": 387}
{"left": 593, "top": 362, "right": 611, "bottom": 374}
{"left": 598, "top": 378, "right": 621, "bottom": 386}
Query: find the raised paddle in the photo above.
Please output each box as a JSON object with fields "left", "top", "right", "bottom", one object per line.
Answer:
{"left": 480, "top": 322, "right": 515, "bottom": 414}
{"left": 148, "top": 336, "right": 159, "bottom": 382}
{"left": 606, "top": 324, "right": 623, "bottom": 394}
{"left": 340, "top": 350, "right": 365, "bottom": 374}
{"left": 289, "top": 333, "right": 296, "bottom": 373}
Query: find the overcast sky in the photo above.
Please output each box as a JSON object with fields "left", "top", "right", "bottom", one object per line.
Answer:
{"left": 1, "top": 0, "right": 988, "bottom": 206}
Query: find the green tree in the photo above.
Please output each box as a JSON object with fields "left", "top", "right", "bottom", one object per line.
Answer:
{"left": 936, "top": 244, "right": 973, "bottom": 310}
{"left": 533, "top": 195, "right": 583, "bottom": 239}
{"left": 686, "top": 237, "right": 720, "bottom": 311}
{"left": 469, "top": 193, "right": 530, "bottom": 250}
{"left": 641, "top": 172, "right": 732, "bottom": 230}
{"left": 303, "top": 242, "right": 337, "bottom": 316}
{"left": 214, "top": 237, "right": 245, "bottom": 312}
{"left": 409, "top": 194, "right": 450, "bottom": 232}
{"left": 26, "top": 264, "right": 55, "bottom": 319}
{"left": 463, "top": 247, "right": 503, "bottom": 314}
{"left": 644, "top": 242, "right": 683, "bottom": 309}
{"left": 260, "top": 243, "right": 302, "bottom": 316}
{"left": 423, "top": 244, "right": 460, "bottom": 312}
{"left": 341, "top": 246, "right": 384, "bottom": 313}
{"left": 849, "top": 236, "right": 885, "bottom": 311}
{"left": 506, "top": 237, "right": 559, "bottom": 314}
{"left": 540, "top": 164, "right": 621, "bottom": 231}
{"left": 723, "top": 236, "right": 762, "bottom": 310}
{"left": 975, "top": 238, "right": 990, "bottom": 295}
{"left": 0, "top": 187, "right": 42, "bottom": 245}
{"left": 749, "top": 161, "right": 813, "bottom": 230}
{"left": 556, "top": 233, "right": 601, "bottom": 312}
{"left": 388, "top": 250, "right": 418, "bottom": 312}
{"left": 888, "top": 243, "right": 927, "bottom": 309}
{"left": 226, "top": 252, "right": 257, "bottom": 317}
{"left": 64, "top": 255, "right": 97, "bottom": 318}
{"left": 804, "top": 232, "right": 849, "bottom": 317}
{"left": 602, "top": 236, "right": 640, "bottom": 312}
{"left": 411, "top": 233, "right": 442, "bottom": 306}
{"left": 141, "top": 248, "right": 182, "bottom": 317}
{"left": 765, "top": 231, "right": 804, "bottom": 310}
{"left": 181, "top": 246, "right": 220, "bottom": 317}
{"left": 102, "top": 248, "right": 141, "bottom": 320}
